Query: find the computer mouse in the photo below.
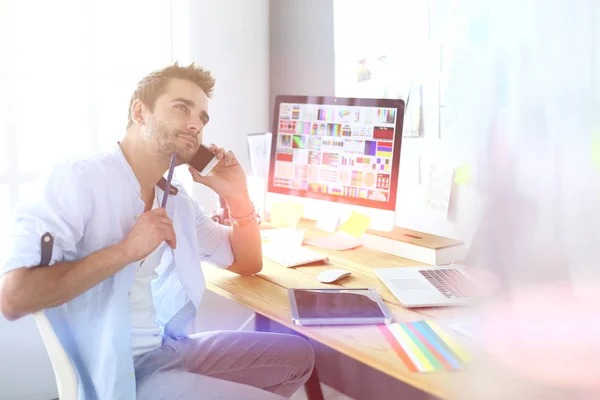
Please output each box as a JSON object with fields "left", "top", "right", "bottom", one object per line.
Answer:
{"left": 317, "top": 269, "right": 352, "bottom": 284}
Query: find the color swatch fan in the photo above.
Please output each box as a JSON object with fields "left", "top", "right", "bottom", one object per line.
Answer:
{"left": 379, "top": 320, "right": 469, "bottom": 373}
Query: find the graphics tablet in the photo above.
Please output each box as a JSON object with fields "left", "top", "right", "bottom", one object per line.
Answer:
{"left": 288, "top": 288, "right": 393, "bottom": 326}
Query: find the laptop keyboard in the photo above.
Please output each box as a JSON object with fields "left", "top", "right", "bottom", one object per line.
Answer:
{"left": 419, "top": 269, "right": 472, "bottom": 298}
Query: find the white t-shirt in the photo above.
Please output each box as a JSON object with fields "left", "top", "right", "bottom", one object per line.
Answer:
{"left": 130, "top": 198, "right": 165, "bottom": 358}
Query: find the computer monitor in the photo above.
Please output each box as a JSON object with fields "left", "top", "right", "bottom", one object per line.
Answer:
{"left": 266, "top": 95, "right": 405, "bottom": 231}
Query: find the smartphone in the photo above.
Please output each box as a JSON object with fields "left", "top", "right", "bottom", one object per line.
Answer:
{"left": 187, "top": 144, "right": 219, "bottom": 176}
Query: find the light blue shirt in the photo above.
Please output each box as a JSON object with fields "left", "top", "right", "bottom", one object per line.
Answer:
{"left": 1, "top": 144, "right": 234, "bottom": 399}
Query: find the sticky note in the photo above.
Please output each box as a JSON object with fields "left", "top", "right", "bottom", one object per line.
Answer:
{"left": 454, "top": 164, "right": 472, "bottom": 186}
{"left": 591, "top": 130, "right": 600, "bottom": 172}
{"left": 339, "top": 211, "right": 371, "bottom": 237}
{"left": 270, "top": 202, "right": 304, "bottom": 227}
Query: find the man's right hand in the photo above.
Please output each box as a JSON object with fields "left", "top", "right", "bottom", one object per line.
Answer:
{"left": 120, "top": 208, "right": 177, "bottom": 263}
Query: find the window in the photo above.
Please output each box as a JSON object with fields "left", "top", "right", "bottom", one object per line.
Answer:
{"left": 0, "top": 0, "right": 183, "bottom": 263}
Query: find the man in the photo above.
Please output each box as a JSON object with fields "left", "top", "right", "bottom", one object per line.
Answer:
{"left": 0, "top": 62, "right": 314, "bottom": 399}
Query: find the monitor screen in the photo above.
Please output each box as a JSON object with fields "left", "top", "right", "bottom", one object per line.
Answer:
{"left": 268, "top": 96, "right": 404, "bottom": 211}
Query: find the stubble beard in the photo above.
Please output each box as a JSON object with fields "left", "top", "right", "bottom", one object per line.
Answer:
{"left": 146, "top": 117, "right": 196, "bottom": 165}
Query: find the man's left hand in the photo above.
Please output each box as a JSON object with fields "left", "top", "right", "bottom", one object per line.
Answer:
{"left": 188, "top": 144, "right": 249, "bottom": 206}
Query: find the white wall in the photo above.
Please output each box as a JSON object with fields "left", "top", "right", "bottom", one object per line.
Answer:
{"left": 182, "top": 0, "right": 271, "bottom": 210}
{"left": 0, "top": 315, "right": 57, "bottom": 400}
{"left": 184, "top": 0, "right": 271, "bottom": 331}
{"left": 269, "top": 0, "right": 335, "bottom": 114}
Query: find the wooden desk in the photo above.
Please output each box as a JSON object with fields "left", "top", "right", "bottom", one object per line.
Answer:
{"left": 203, "top": 223, "right": 468, "bottom": 399}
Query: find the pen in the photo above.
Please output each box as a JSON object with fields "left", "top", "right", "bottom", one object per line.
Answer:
{"left": 161, "top": 152, "right": 177, "bottom": 208}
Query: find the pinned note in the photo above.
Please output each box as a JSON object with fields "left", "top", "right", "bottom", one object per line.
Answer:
{"left": 453, "top": 164, "right": 472, "bottom": 186}
{"left": 426, "top": 163, "right": 453, "bottom": 220}
{"left": 339, "top": 211, "right": 371, "bottom": 237}
{"left": 591, "top": 130, "right": 600, "bottom": 172}
{"left": 270, "top": 202, "right": 304, "bottom": 227}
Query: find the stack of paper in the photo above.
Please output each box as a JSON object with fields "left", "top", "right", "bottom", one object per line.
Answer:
{"left": 379, "top": 320, "right": 469, "bottom": 373}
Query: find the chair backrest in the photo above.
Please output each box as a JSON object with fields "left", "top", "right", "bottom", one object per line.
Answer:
{"left": 33, "top": 311, "right": 78, "bottom": 400}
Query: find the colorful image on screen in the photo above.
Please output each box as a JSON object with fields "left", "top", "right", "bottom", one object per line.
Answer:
{"left": 273, "top": 103, "right": 398, "bottom": 204}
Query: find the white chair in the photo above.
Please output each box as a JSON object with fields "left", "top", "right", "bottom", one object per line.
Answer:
{"left": 33, "top": 311, "right": 78, "bottom": 400}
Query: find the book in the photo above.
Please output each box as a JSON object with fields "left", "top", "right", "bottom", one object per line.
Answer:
{"left": 363, "top": 227, "right": 466, "bottom": 265}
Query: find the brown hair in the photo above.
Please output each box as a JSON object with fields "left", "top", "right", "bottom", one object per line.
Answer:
{"left": 127, "top": 62, "right": 215, "bottom": 128}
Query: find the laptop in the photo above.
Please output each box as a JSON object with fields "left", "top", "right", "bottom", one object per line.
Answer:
{"left": 374, "top": 265, "right": 475, "bottom": 308}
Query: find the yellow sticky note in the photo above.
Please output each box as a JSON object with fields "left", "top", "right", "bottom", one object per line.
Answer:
{"left": 340, "top": 211, "right": 371, "bottom": 237}
{"left": 454, "top": 164, "right": 472, "bottom": 186}
{"left": 591, "top": 130, "right": 600, "bottom": 172}
{"left": 270, "top": 202, "right": 304, "bottom": 227}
